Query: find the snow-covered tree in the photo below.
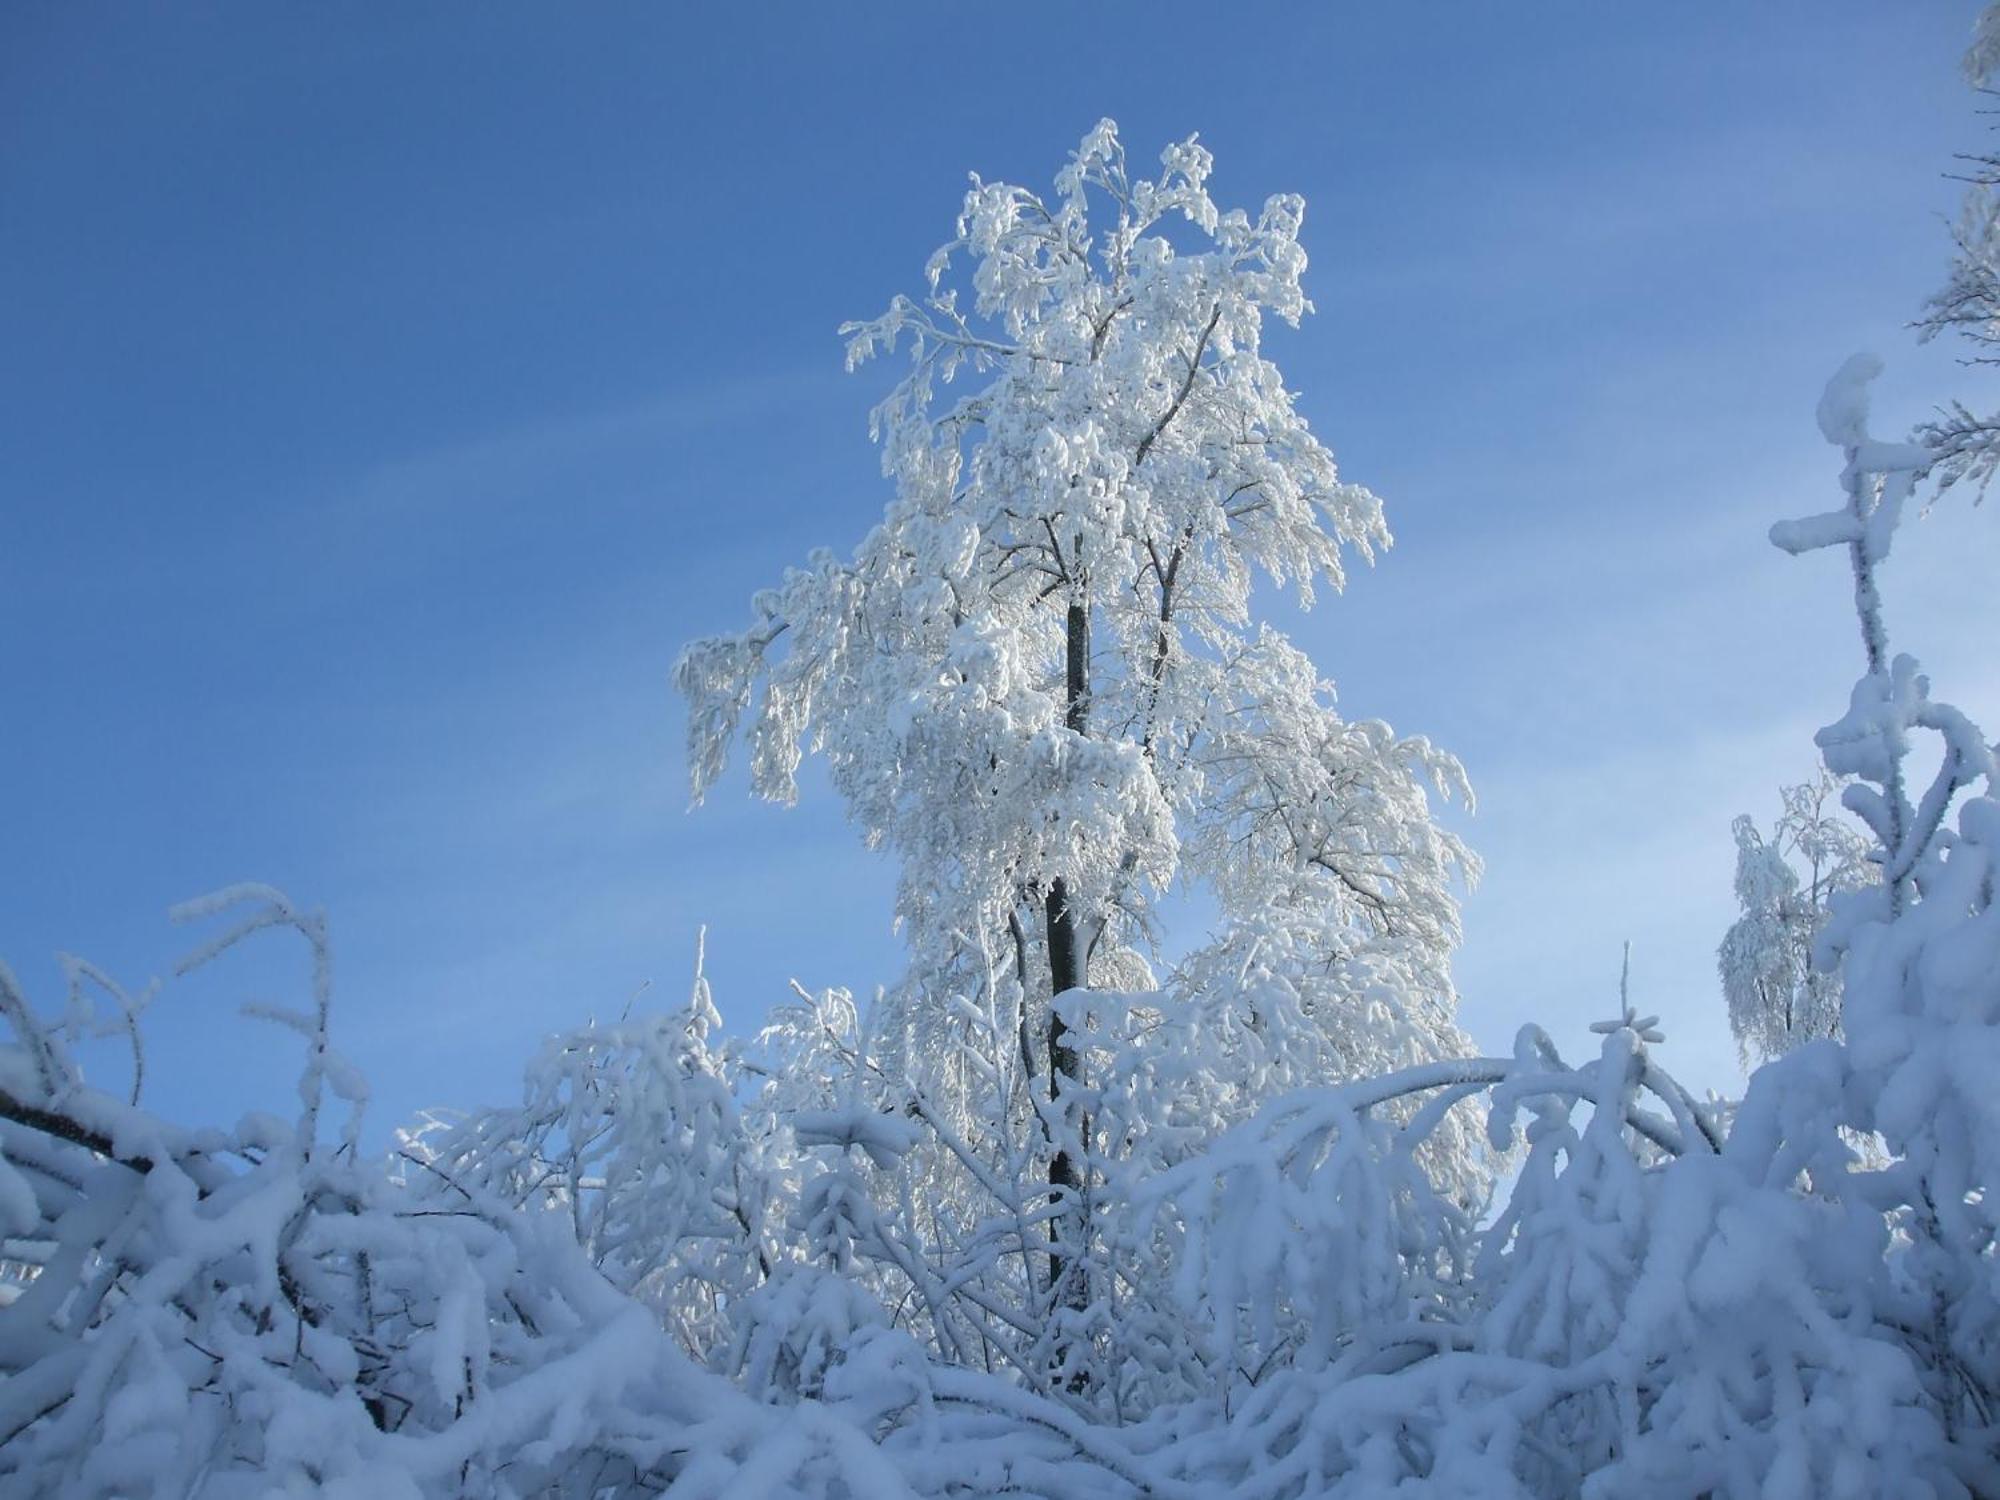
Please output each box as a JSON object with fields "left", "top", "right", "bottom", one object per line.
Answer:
{"left": 1718, "top": 770, "right": 1875, "bottom": 1062}
{"left": 1917, "top": 6, "right": 2000, "bottom": 499}
{"left": 1753, "top": 349, "right": 2000, "bottom": 1489}
{"left": 675, "top": 122, "right": 1481, "bottom": 1372}
{"left": 400, "top": 932, "right": 768, "bottom": 1362}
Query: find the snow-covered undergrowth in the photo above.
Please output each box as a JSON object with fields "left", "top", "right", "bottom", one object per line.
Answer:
{"left": 7, "top": 69, "right": 2000, "bottom": 1498}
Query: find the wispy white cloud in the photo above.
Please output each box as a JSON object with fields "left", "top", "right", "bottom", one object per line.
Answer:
{"left": 326, "top": 366, "right": 837, "bottom": 531}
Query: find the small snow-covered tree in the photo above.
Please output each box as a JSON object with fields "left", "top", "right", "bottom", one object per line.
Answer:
{"left": 1917, "top": 6, "right": 2000, "bottom": 499}
{"left": 1718, "top": 770, "right": 1875, "bottom": 1062}
{"left": 401, "top": 933, "right": 768, "bottom": 1362}
{"left": 676, "top": 122, "right": 1480, "bottom": 1375}
{"left": 1744, "top": 349, "right": 2000, "bottom": 1488}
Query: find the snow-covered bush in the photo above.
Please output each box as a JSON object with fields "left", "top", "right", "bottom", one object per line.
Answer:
{"left": 0, "top": 888, "right": 766, "bottom": 1497}
{"left": 0, "top": 893, "right": 1169, "bottom": 1497}
{"left": 400, "top": 934, "right": 766, "bottom": 1363}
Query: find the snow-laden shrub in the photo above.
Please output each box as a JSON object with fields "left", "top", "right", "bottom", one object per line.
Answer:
{"left": 400, "top": 934, "right": 765, "bottom": 1363}
{"left": 0, "top": 894, "right": 1164, "bottom": 1497}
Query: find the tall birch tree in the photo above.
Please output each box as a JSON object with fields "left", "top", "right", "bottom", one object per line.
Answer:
{"left": 676, "top": 122, "right": 1480, "bottom": 1344}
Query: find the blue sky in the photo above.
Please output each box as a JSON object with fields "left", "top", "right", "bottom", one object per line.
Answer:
{"left": 4, "top": 5, "right": 1997, "bottom": 1141}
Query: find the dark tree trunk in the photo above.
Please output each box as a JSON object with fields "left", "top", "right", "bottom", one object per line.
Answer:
{"left": 1046, "top": 876, "right": 1082, "bottom": 1180}
{"left": 1046, "top": 600, "right": 1090, "bottom": 1327}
